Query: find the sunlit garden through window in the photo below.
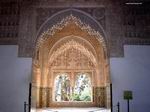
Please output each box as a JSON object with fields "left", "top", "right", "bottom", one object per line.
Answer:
{"left": 54, "top": 73, "right": 92, "bottom": 102}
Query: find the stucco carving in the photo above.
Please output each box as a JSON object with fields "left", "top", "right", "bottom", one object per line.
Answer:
{"left": 0, "top": 0, "right": 150, "bottom": 57}
{"left": 36, "top": 14, "right": 107, "bottom": 52}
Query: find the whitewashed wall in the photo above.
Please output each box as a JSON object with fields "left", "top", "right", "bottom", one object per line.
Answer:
{"left": 111, "top": 45, "right": 150, "bottom": 112}
{"left": 0, "top": 45, "right": 32, "bottom": 112}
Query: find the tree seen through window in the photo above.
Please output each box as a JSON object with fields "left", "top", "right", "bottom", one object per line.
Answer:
{"left": 54, "top": 72, "right": 92, "bottom": 102}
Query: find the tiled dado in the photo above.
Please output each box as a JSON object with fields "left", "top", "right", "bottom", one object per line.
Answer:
{"left": 31, "top": 86, "right": 52, "bottom": 108}
{"left": 94, "top": 87, "right": 106, "bottom": 107}
{"left": 32, "top": 86, "right": 108, "bottom": 108}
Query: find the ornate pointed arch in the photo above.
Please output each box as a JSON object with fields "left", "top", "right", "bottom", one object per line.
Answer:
{"left": 48, "top": 39, "right": 97, "bottom": 67}
{"left": 35, "top": 9, "right": 109, "bottom": 58}
{"left": 32, "top": 9, "right": 111, "bottom": 109}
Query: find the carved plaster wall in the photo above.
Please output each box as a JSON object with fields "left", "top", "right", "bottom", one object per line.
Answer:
{"left": 17, "top": 1, "right": 121, "bottom": 57}
{"left": 1, "top": 0, "right": 150, "bottom": 57}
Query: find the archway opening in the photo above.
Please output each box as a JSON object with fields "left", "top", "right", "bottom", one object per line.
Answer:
{"left": 31, "top": 14, "right": 110, "bottom": 109}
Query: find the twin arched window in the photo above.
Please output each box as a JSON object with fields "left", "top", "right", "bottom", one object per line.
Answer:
{"left": 54, "top": 73, "right": 92, "bottom": 102}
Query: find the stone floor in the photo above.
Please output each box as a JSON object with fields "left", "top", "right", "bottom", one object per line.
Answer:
{"left": 31, "top": 107, "right": 111, "bottom": 112}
